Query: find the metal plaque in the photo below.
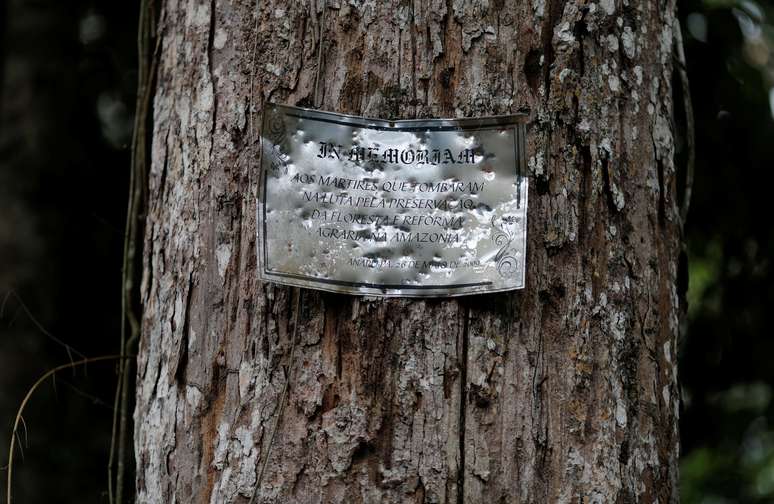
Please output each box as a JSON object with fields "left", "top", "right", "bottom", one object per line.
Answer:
{"left": 257, "top": 104, "right": 528, "bottom": 297}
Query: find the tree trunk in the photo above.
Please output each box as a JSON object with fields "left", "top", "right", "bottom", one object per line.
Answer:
{"left": 135, "top": 0, "right": 681, "bottom": 502}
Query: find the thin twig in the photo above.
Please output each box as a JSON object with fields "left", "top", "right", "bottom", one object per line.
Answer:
{"left": 249, "top": 288, "right": 303, "bottom": 504}
{"left": 107, "top": 358, "right": 121, "bottom": 504}
{"left": 0, "top": 291, "right": 87, "bottom": 365}
{"left": 674, "top": 19, "right": 695, "bottom": 229}
{"left": 12, "top": 431, "right": 25, "bottom": 463}
{"left": 17, "top": 418, "right": 28, "bottom": 455}
{"left": 56, "top": 377, "right": 115, "bottom": 410}
{"left": 6, "top": 355, "right": 128, "bottom": 504}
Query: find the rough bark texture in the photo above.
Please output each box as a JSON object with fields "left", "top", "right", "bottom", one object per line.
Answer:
{"left": 135, "top": 0, "right": 681, "bottom": 502}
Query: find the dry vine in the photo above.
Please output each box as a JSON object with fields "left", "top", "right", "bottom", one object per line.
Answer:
{"left": 6, "top": 356, "right": 128, "bottom": 504}
{"left": 108, "top": 1, "right": 160, "bottom": 503}
{"left": 674, "top": 18, "right": 696, "bottom": 229}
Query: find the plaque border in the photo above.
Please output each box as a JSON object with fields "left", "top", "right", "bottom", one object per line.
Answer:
{"left": 257, "top": 103, "right": 529, "bottom": 297}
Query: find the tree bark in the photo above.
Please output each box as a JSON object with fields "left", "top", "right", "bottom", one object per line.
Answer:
{"left": 135, "top": 0, "right": 681, "bottom": 502}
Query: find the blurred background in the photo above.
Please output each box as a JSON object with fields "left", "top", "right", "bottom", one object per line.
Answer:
{"left": 0, "top": 0, "right": 772, "bottom": 502}
{"left": 0, "top": 1, "right": 136, "bottom": 502}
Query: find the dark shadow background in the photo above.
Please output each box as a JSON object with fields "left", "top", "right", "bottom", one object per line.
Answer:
{"left": 0, "top": 1, "right": 136, "bottom": 502}
{"left": 1, "top": 0, "right": 773, "bottom": 502}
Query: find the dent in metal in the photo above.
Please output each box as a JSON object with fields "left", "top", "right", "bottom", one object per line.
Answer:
{"left": 257, "top": 104, "right": 529, "bottom": 297}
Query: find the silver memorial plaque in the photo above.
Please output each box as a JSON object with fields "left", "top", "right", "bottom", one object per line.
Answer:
{"left": 258, "top": 104, "right": 528, "bottom": 297}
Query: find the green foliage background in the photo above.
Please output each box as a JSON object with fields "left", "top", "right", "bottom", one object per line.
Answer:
{"left": 679, "top": 0, "right": 774, "bottom": 502}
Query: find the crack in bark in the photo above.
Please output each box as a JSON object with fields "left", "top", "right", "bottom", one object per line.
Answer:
{"left": 207, "top": 0, "right": 218, "bottom": 166}
{"left": 457, "top": 305, "right": 470, "bottom": 504}
{"left": 174, "top": 270, "right": 195, "bottom": 384}
{"left": 313, "top": 2, "right": 326, "bottom": 108}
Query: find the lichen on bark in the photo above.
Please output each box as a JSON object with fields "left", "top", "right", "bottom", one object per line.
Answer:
{"left": 135, "top": 0, "right": 681, "bottom": 502}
